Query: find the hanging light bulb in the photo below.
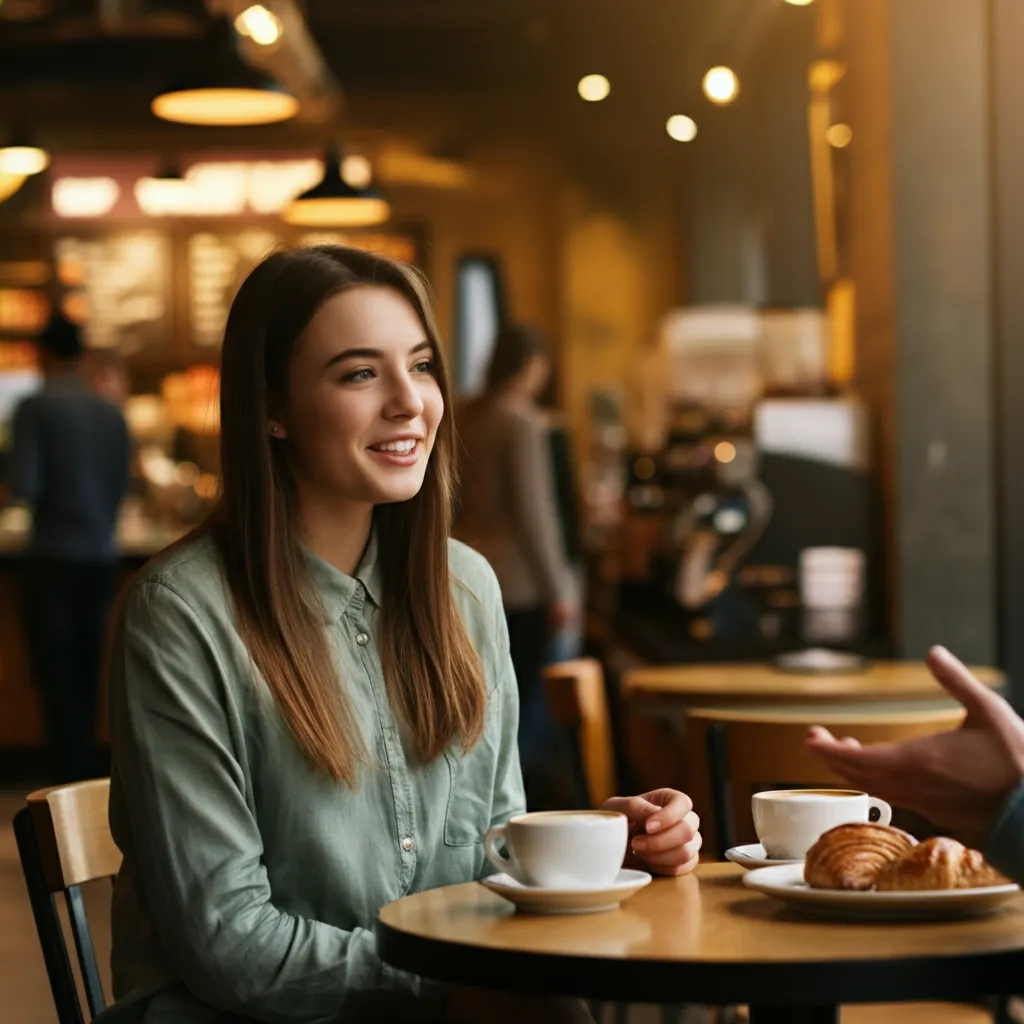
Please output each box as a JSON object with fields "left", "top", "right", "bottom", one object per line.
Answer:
{"left": 703, "top": 66, "right": 740, "bottom": 106}
{"left": 282, "top": 147, "right": 391, "bottom": 228}
{"left": 152, "top": 15, "right": 298, "bottom": 127}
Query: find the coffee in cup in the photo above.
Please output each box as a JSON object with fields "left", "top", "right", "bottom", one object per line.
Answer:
{"left": 751, "top": 788, "right": 892, "bottom": 861}
{"left": 483, "top": 810, "right": 628, "bottom": 889}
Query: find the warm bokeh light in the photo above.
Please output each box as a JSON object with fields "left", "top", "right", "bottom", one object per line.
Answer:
{"left": 341, "top": 154, "right": 374, "bottom": 189}
{"left": 826, "top": 123, "right": 853, "bottom": 148}
{"left": 577, "top": 74, "right": 611, "bottom": 102}
{"left": 52, "top": 177, "right": 120, "bottom": 218}
{"left": 785, "top": 0, "right": 815, "bottom": 5}
{"left": 235, "top": 5, "right": 282, "bottom": 47}
{"left": 666, "top": 114, "right": 698, "bottom": 142}
{"left": 715, "top": 441, "right": 737, "bottom": 464}
{"left": 703, "top": 66, "right": 740, "bottom": 106}
{"left": 0, "top": 173, "right": 26, "bottom": 204}
{"left": 0, "top": 145, "right": 49, "bottom": 176}
{"left": 282, "top": 196, "right": 391, "bottom": 228}
{"left": 151, "top": 87, "right": 298, "bottom": 127}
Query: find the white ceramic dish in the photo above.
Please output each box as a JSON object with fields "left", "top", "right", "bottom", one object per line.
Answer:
{"left": 725, "top": 844, "right": 802, "bottom": 870}
{"left": 743, "top": 863, "right": 1020, "bottom": 921}
{"left": 480, "top": 868, "right": 652, "bottom": 915}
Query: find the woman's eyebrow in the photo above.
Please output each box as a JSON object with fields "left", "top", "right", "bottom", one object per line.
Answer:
{"left": 324, "top": 339, "right": 431, "bottom": 369}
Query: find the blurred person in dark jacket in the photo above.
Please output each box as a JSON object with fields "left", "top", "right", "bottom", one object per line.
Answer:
{"left": 455, "top": 323, "right": 577, "bottom": 801}
{"left": 7, "top": 313, "right": 131, "bottom": 782}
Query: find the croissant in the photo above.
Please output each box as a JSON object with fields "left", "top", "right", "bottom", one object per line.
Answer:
{"left": 804, "top": 822, "right": 917, "bottom": 890}
{"left": 875, "top": 836, "right": 1009, "bottom": 891}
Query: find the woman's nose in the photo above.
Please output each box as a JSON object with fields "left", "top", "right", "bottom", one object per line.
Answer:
{"left": 385, "top": 370, "right": 425, "bottom": 419}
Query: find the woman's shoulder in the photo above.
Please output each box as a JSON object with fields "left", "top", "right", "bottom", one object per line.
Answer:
{"left": 127, "top": 531, "right": 230, "bottom": 616}
{"left": 448, "top": 538, "right": 503, "bottom": 623}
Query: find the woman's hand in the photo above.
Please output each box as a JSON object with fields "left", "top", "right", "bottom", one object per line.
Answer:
{"left": 806, "top": 646, "right": 1024, "bottom": 844}
{"left": 601, "top": 788, "right": 702, "bottom": 876}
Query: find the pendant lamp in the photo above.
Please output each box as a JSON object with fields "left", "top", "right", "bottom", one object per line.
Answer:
{"left": 282, "top": 147, "right": 390, "bottom": 228}
{"left": 151, "top": 15, "right": 298, "bottom": 127}
{"left": 0, "top": 130, "right": 50, "bottom": 176}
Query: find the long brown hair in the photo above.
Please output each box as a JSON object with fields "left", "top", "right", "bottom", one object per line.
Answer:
{"left": 212, "top": 244, "right": 487, "bottom": 784}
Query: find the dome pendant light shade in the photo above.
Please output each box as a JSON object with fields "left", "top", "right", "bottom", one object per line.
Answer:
{"left": 282, "top": 148, "right": 391, "bottom": 228}
{"left": 151, "top": 16, "right": 298, "bottom": 126}
{"left": 0, "top": 131, "right": 50, "bottom": 176}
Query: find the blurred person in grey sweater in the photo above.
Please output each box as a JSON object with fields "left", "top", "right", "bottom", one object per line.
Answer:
{"left": 7, "top": 313, "right": 131, "bottom": 782}
{"left": 455, "top": 323, "right": 577, "bottom": 798}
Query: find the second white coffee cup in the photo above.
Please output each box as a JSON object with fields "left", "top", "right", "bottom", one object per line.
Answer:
{"left": 483, "top": 810, "right": 628, "bottom": 889}
{"left": 752, "top": 788, "right": 892, "bottom": 861}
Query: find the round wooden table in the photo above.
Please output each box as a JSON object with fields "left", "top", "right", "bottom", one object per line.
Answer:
{"left": 376, "top": 863, "right": 1024, "bottom": 1024}
{"left": 622, "top": 660, "right": 1005, "bottom": 705}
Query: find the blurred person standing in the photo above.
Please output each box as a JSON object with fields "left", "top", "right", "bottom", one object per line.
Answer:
{"left": 7, "top": 313, "right": 131, "bottom": 782}
{"left": 455, "top": 323, "right": 577, "bottom": 802}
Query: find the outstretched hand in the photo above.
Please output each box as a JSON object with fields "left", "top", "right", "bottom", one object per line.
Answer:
{"left": 806, "top": 646, "right": 1024, "bottom": 843}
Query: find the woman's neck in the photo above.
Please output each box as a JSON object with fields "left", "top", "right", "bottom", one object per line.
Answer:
{"left": 297, "top": 495, "right": 374, "bottom": 577}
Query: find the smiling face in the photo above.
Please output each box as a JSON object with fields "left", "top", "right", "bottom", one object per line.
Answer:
{"left": 272, "top": 285, "right": 444, "bottom": 513}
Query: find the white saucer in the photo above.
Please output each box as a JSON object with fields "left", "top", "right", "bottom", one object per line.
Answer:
{"left": 743, "top": 863, "right": 1020, "bottom": 921}
{"left": 724, "top": 844, "right": 802, "bottom": 870}
{"left": 480, "top": 869, "right": 652, "bottom": 915}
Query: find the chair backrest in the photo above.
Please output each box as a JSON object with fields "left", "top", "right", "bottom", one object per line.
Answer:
{"left": 543, "top": 657, "right": 617, "bottom": 807}
{"left": 15, "top": 778, "right": 121, "bottom": 1024}
{"left": 686, "top": 704, "right": 967, "bottom": 857}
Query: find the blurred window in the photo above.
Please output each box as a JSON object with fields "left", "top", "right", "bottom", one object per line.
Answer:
{"left": 454, "top": 254, "right": 505, "bottom": 397}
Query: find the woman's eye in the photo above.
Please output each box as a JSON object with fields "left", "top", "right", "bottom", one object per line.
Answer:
{"left": 413, "top": 359, "right": 434, "bottom": 374}
{"left": 342, "top": 368, "right": 374, "bottom": 383}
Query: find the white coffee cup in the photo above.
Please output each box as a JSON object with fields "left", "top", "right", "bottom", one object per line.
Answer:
{"left": 483, "top": 810, "right": 628, "bottom": 889}
{"left": 751, "top": 788, "right": 892, "bottom": 861}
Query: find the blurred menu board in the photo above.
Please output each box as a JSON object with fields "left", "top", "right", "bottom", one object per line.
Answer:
{"left": 189, "top": 230, "right": 281, "bottom": 348}
{"left": 55, "top": 233, "right": 171, "bottom": 354}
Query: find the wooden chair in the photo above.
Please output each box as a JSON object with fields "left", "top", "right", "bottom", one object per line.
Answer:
{"left": 685, "top": 704, "right": 967, "bottom": 858}
{"left": 13, "top": 777, "right": 141, "bottom": 1024}
{"left": 543, "top": 657, "right": 618, "bottom": 808}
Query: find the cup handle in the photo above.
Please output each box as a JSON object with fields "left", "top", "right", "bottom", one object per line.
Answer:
{"left": 869, "top": 797, "right": 892, "bottom": 826}
{"left": 483, "top": 825, "right": 520, "bottom": 880}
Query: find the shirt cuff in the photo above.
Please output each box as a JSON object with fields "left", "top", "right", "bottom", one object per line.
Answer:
{"left": 983, "top": 778, "right": 1024, "bottom": 883}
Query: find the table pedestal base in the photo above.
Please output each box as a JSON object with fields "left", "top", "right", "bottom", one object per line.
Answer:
{"left": 748, "top": 1006, "right": 838, "bottom": 1024}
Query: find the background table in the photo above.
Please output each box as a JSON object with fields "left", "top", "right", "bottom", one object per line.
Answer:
{"left": 377, "top": 863, "right": 1024, "bottom": 1024}
{"left": 621, "top": 661, "right": 1005, "bottom": 706}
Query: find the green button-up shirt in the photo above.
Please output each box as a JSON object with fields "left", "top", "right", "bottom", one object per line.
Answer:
{"left": 107, "top": 532, "right": 525, "bottom": 1024}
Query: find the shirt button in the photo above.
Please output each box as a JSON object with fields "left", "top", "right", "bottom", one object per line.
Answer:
{"left": 355, "top": 632, "right": 369, "bottom": 646}
{"left": 401, "top": 837, "right": 414, "bottom": 852}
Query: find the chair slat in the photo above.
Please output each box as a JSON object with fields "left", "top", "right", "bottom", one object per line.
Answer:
{"left": 13, "top": 808, "right": 86, "bottom": 1024}
{"left": 27, "top": 778, "right": 122, "bottom": 891}
{"left": 66, "top": 884, "right": 108, "bottom": 1018}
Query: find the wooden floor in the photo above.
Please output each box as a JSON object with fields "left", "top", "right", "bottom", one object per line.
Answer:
{"left": 0, "top": 790, "right": 1004, "bottom": 1023}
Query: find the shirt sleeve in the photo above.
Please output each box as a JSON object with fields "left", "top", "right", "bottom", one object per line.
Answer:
{"left": 7, "top": 399, "right": 41, "bottom": 502}
{"left": 476, "top": 571, "right": 527, "bottom": 878}
{"left": 507, "top": 410, "right": 574, "bottom": 605}
{"left": 109, "top": 579, "right": 442, "bottom": 1024}
{"left": 984, "top": 778, "right": 1024, "bottom": 885}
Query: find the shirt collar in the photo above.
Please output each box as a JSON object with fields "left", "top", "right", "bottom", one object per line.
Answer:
{"left": 303, "top": 530, "right": 382, "bottom": 623}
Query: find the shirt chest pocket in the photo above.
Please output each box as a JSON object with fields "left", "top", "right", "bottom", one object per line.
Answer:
{"left": 443, "top": 739, "right": 496, "bottom": 847}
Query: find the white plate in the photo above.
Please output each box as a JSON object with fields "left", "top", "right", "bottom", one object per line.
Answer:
{"left": 480, "top": 869, "right": 652, "bottom": 915}
{"left": 725, "top": 844, "right": 802, "bottom": 870}
{"left": 743, "top": 863, "right": 1020, "bottom": 921}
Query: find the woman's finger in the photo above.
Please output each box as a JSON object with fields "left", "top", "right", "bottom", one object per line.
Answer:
{"left": 631, "top": 813, "right": 699, "bottom": 855}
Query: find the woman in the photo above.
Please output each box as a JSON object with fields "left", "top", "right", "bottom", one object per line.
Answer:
{"left": 454, "top": 324, "right": 575, "bottom": 796}
{"left": 107, "top": 246, "right": 701, "bottom": 1024}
